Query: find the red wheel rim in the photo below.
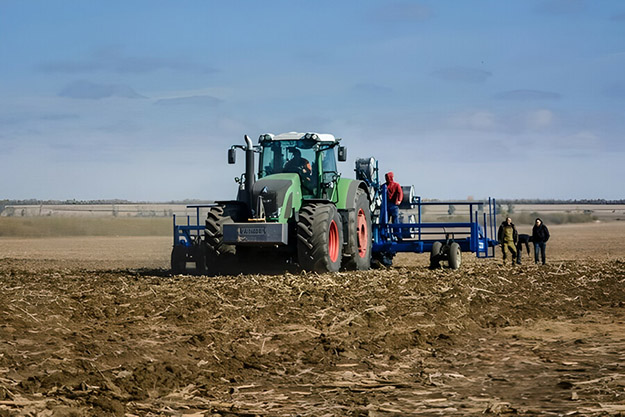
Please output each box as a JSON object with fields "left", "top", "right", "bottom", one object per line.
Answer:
{"left": 328, "top": 219, "right": 339, "bottom": 263}
{"left": 357, "top": 208, "right": 368, "bottom": 258}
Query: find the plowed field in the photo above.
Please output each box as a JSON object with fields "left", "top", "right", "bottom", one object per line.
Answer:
{"left": 1, "top": 222, "right": 624, "bottom": 416}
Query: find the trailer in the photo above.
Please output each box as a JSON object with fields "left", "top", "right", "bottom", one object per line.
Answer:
{"left": 354, "top": 158, "right": 498, "bottom": 269}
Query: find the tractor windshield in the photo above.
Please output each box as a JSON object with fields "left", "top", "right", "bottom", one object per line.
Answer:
{"left": 259, "top": 139, "right": 339, "bottom": 196}
{"left": 259, "top": 140, "right": 317, "bottom": 178}
{"left": 259, "top": 139, "right": 321, "bottom": 195}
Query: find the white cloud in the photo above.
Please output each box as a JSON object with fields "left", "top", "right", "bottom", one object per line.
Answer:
{"left": 525, "top": 109, "right": 554, "bottom": 129}
{"left": 154, "top": 95, "right": 222, "bottom": 107}
{"left": 449, "top": 110, "right": 497, "bottom": 130}
{"left": 537, "top": 130, "right": 603, "bottom": 157}
{"left": 495, "top": 90, "right": 561, "bottom": 101}
{"left": 563, "top": 131, "right": 602, "bottom": 149}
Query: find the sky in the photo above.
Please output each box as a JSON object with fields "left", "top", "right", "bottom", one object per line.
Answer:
{"left": 1, "top": 0, "right": 624, "bottom": 201}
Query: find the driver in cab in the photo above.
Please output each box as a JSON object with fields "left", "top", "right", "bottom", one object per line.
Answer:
{"left": 283, "top": 147, "right": 313, "bottom": 186}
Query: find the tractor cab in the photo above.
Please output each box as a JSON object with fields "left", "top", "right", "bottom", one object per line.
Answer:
{"left": 258, "top": 132, "right": 347, "bottom": 200}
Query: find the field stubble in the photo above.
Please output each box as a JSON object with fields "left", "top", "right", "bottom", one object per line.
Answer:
{"left": 0, "top": 222, "right": 624, "bottom": 416}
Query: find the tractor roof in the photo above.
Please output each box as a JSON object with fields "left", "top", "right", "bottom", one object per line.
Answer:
{"left": 259, "top": 132, "right": 339, "bottom": 143}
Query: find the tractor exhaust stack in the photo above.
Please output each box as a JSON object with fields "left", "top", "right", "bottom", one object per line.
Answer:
{"left": 244, "top": 135, "right": 255, "bottom": 207}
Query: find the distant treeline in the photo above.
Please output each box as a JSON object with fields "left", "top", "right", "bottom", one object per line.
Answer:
{"left": 0, "top": 198, "right": 212, "bottom": 206}
{"left": 496, "top": 199, "right": 625, "bottom": 205}
{"left": 3, "top": 198, "right": 624, "bottom": 205}
{"left": 0, "top": 199, "right": 213, "bottom": 216}
{"left": 2, "top": 198, "right": 623, "bottom": 212}
{"left": 0, "top": 198, "right": 211, "bottom": 212}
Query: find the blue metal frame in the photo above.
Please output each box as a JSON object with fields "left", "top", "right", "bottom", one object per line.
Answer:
{"left": 372, "top": 184, "right": 498, "bottom": 258}
{"left": 172, "top": 204, "right": 215, "bottom": 248}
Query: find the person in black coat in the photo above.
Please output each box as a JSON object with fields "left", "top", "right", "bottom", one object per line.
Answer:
{"left": 516, "top": 234, "right": 532, "bottom": 265}
{"left": 532, "top": 218, "right": 550, "bottom": 265}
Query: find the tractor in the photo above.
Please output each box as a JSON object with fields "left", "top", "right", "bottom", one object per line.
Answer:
{"left": 202, "top": 132, "right": 371, "bottom": 274}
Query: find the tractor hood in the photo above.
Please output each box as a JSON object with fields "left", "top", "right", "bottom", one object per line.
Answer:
{"left": 251, "top": 173, "right": 303, "bottom": 223}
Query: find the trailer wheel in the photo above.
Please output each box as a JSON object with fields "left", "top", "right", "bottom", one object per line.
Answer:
{"left": 448, "top": 242, "right": 462, "bottom": 270}
{"left": 430, "top": 241, "right": 442, "bottom": 268}
{"left": 171, "top": 246, "right": 187, "bottom": 274}
{"left": 343, "top": 189, "right": 372, "bottom": 270}
{"left": 204, "top": 204, "right": 244, "bottom": 274}
{"left": 297, "top": 204, "right": 343, "bottom": 273}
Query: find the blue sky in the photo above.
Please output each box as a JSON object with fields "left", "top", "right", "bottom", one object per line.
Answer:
{"left": 1, "top": 0, "right": 624, "bottom": 201}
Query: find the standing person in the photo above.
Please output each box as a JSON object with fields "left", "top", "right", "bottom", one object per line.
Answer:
{"left": 497, "top": 217, "right": 518, "bottom": 265}
{"left": 515, "top": 234, "right": 532, "bottom": 265}
{"left": 384, "top": 172, "right": 403, "bottom": 224}
{"left": 532, "top": 218, "right": 550, "bottom": 265}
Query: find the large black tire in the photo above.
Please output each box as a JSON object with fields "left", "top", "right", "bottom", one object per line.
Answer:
{"left": 171, "top": 245, "right": 187, "bottom": 275}
{"left": 193, "top": 244, "right": 207, "bottom": 275}
{"left": 448, "top": 242, "right": 462, "bottom": 270}
{"left": 204, "top": 204, "right": 245, "bottom": 274}
{"left": 430, "top": 241, "right": 443, "bottom": 269}
{"left": 297, "top": 204, "right": 343, "bottom": 273}
{"left": 343, "top": 189, "right": 372, "bottom": 270}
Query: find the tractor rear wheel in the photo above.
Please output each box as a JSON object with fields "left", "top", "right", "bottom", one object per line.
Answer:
{"left": 297, "top": 204, "right": 343, "bottom": 273}
{"left": 204, "top": 204, "right": 245, "bottom": 274}
{"left": 343, "top": 189, "right": 372, "bottom": 270}
{"left": 448, "top": 242, "right": 462, "bottom": 270}
{"left": 430, "top": 241, "right": 442, "bottom": 268}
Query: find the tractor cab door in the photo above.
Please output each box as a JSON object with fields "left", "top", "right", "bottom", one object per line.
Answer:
{"left": 259, "top": 142, "right": 286, "bottom": 177}
{"left": 319, "top": 147, "right": 340, "bottom": 201}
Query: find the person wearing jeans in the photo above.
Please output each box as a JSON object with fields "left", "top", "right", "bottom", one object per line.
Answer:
{"left": 385, "top": 172, "right": 403, "bottom": 239}
{"left": 532, "top": 218, "right": 550, "bottom": 265}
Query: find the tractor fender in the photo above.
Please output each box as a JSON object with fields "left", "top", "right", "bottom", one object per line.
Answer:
{"left": 335, "top": 179, "right": 370, "bottom": 250}
{"left": 336, "top": 179, "right": 370, "bottom": 210}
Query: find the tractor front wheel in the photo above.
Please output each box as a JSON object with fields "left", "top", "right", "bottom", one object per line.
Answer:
{"left": 171, "top": 245, "right": 187, "bottom": 275}
{"left": 297, "top": 204, "right": 344, "bottom": 273}
{"left": 204, "top": 204, "right": 245, "bottom": 274}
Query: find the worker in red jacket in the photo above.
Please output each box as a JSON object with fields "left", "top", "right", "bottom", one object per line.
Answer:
{"left": 385, "top": 172, "right": 403, "bottom": 224}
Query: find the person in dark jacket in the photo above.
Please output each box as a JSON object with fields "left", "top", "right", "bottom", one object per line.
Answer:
{"left": 497, "top": 217, "right": 518, "bottom": 265}
{"left": 532, "top": 218, "right": 550, "bottom": 265}
{"left": 384, "top": 172, "right": 403, "bottom": 224}
{"left": 516, "top": 234, "right": 532, "bottom": 265}
{"left": 284, "top": 147, "right": 313, "bottom": 192}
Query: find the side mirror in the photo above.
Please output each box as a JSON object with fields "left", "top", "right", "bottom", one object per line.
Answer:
{"left": 228, "top": 148, "right": 236, "bottom": 164}
{"left": 337, "top": 146, "right": 347, "bottom": 162}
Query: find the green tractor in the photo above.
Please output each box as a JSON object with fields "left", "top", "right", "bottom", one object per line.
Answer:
{"left": 204, "top": 132, "right": 372, "bottom": 274}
